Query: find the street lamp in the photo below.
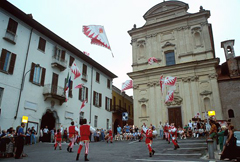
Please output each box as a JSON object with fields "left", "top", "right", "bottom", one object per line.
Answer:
{"left": 20, "top": 64, "right": 40, "bottom": 91}
{"left": 14, "top": 64, "right": 40, "bottom": 119}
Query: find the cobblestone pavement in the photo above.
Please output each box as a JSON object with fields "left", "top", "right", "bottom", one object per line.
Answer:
{"left": 2, "top": 138, "right": 224, "bottom": 162}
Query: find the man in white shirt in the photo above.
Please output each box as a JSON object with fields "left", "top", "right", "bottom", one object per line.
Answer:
{"left": 158, "top": 121, "right": 164, "bottom": 139}
{"left": 188, "top": 120, "right": 193, "bottom": 130}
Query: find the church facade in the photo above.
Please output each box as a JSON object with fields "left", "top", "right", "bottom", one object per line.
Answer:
{"left": 127, "top": 1, "right": 223, "bottom": 128}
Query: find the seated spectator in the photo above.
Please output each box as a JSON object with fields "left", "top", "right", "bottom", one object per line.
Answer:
{"left": 187, "top": 127, "right": 193, "bottom": 138}
{"left": 198, "top": 126, "right": 205, "bottom": 138}
{"left": 193, "top": 128, "right": 199, "bottom": 138}
{"left": 178, "top": 128, "right": 186, "bottom": 139}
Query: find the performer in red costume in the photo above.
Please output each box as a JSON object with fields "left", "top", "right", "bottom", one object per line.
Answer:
{"left": 170, "top": 123, "right": 180, "bottom": 150}
{"left": 145, "top": 125, "right": 156, "bottom": 157}
{"left": 106, "top": 128, "right": 113, "bottom": 143}
{"left": 76, "top": 119, "right": 95, "bottom": 161}
{"left": 67, "top": 121, "right": 77, "bottom": 152}
{"left": 164, "top": 122, "right": 170, "bottom": 144}
{"left": 54, "top": 129, "right": 62, "bottom": 150}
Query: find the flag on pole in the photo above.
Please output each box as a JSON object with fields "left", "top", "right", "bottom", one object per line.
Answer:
{"left": 165, "top": 90, "right": 174, "bottom": 103}
{"left": 83, "top": 51, "right": 90, "bottom": 56}
{"left": 164, "top": 76, "right": 177, "bottom": 86}
{"left": 65, "top": 76, "right": 71, "bottom": 102}
{"left": 80, "top": 100, "right": 86, "bottom": 112}
{"left": 148, "top": 57, "right": 158, "bottom": 65}
{"left": 71, "top": 61, "right": 81, "bottom": 79}
{"left": 83, "top": 25, "right": 113, "bottom": 57}
{"left": 65, "top": 73, "right": 69, "bottom": 91}
{"left": 75, "top": 83, "right": 84, "bottom": 89}
{"left": 121, "top": 80, "right": 133, "bottom": 92}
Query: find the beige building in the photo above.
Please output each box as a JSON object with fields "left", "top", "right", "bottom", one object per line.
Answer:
{"left": 127, "top": 1, "right": 223, "bottom": 128}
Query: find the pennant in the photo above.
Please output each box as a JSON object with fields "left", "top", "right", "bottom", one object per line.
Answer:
{"left": 83, "top": 51, "right": 90, "bottom": 56}
{"left": 65, "top": 89, "right": 69, "bottom": 102}
{"left": 159, "top": 75, "right": 164, "bottom": 94}
{"left": 65, "top": 76, "right": 71, "bottom": 102}
{"left": 75, "top": 83, "right": 84, "bottom": 89}
{"left": 65, "top": 73, "right": 69, "bottom": 92}
{"left": 121, "top": 80, "right": 133, "bottom": 92}
{"left": 80, "top": 100, "right": 86, "bottom": 112}
{"left": 71, "top": 61, "right": 81, "bottom": 79}
{"left": 83, "top": 25, "right": 113, "bottom": 57}
{"left": 148, "top": 57, "right": 158, "bottom": 65}
{"left": 165, "top": 90, "right": 174, "bottom": 103}
{"left": 164, "top": 76, "right": 177, "bottom": 86}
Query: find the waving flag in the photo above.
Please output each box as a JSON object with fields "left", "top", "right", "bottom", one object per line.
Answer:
{"left": 148, "top": 57, "right": 158, "bottom": 65}
{"left": 71, "top": 61, "right": 81, "bottom": 79}
{"left": 83, "top": 51, "right": 90, "bottom": 56}
{"left": 121, "top": 80, "right": 133, "bottom": 92}
{"left": 83, "top": 25, "right": 113, "bottom": 56}
{"left": 65, "top": 76, "right": 71, "bottom": 102}
{"left": 160, "top": 75, "right": 164, "bottom": 94}
{"left": 164, "top": 76, "right": 177, "bottom": 86}
{"left": 80, "top": 100, "right": 86, "bottom": 112}
{"left": 165, "top": 90, "right": 174, "bottom": 103}
{"left": 75, "top": 83, "right": 84, "bottom": 89}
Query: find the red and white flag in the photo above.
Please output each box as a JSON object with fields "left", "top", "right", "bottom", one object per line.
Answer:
{"left": 71, "top": 61, "right": 81, "bottom": 79}
{"left": 83, "top": 51, "right": 90, "bottom": 56}
{"left": 159, "top": 75, "right": 164, "bottom": 94}
{"left": 148, "top": 57, "right": 158, "bottom": 65}
{"left": 75, "top": 83, "right": 84, "bottom": 89}
{"left": 164, "top": 76, "right": 177, "bottom": 86}
{"left": 121, "top": 80, "right": 133, "bottom": 92}
{"left": 83, "top": 25, "right": 111, "bottom": 50}
{"left": 80, "top": 100, "right": 86, "bottom": 112}
{"left": 165, "top": 90, "right": 175, "bottom": 103}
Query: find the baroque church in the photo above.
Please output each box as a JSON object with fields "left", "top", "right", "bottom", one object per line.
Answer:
{"left": 127, "top": 1, "right": 223, "bottom": 128}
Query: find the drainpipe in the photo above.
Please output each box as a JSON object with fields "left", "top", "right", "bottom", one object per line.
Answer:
{"left": 89, "top": 65, "right": 93, "bottom": 124}
{"left": 14, "top": 28, "right": 33, "bottom": 119}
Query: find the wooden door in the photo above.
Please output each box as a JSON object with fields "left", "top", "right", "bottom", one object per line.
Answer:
{"left": 51, "top": 73, "right": 58, "bottom": 94}
{"left": 168, "top": 107, "right": 183, "bottom": 128}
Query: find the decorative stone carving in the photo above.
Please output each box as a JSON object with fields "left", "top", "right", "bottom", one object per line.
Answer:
{"left": 138, "top": 98, "right": 149, "bottom": 103}
{"left": 200, "top": 90, "right": 212, "bottom": 96}
{"left": 190, "top": 76, "right": 199, "bottom": 82}
{"left": 200, "top": 22, "right": 208, "bottom": 26}
{"left": 208, "top": 73, "right": 218, "bottom": 79}
{"left": 133, "top": 84, "right": 139, "bottom": 89}
{"left": 162, "top": 42, "right": 175, "bottom": 48}
{"left": 165, "top": 96, "right": 183, "bottom": 106}
{"left": 137, "top": 38, "right": 146, "bottom": 47}
{"left": 131, "top": 39, "right": 137, "bottom": 44}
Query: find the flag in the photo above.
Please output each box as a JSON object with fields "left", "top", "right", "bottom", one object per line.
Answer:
{"left": 83, "top": 25, "right": 113, "bottom": 56}
{"left": 165, "top": 90, "right": 174, "bottom": 103}
{"left": 148, "top": 57, "right": 158, "bottom": 65}
{"left": 80, "top": 100, "right": 86, "bottom": 112}
{"left": 164, "top": 76, "right": 177, "bottom": 86}
{"left": 83, "top": 51, "right": 90, "bottom": 56}
{"left": 71, "top": 61, "right": 81, "bottom": 79}
{"left": 75, "top": 83, "right": 84, "bottom": 89}
{"left": 121, "top": 80, "right": 133, "bottom": 92}
{"left": 65, "top": 73, "right": 69, "bottom": 92}
{"left": 65, "top": 76, "right": 71, "bottom": 102}
{"left": 159, "top": 75, "right": 164, "bottom": 94}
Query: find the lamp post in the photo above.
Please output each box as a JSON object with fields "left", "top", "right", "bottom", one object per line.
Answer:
{"left": 14, "top": 64, "right": 40, "bottom": 119}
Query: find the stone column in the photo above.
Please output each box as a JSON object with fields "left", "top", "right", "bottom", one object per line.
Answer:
{"left": 182, "top": 77, "right": 192, "bottom": 121}
{"left": 190, "top": 76, "right": 200, "bottom": 116}
{"left": 147, "top": 82, "right": 155, "bottom": 125}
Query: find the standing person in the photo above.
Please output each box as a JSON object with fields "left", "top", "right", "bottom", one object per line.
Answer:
{"left": 15, "top": 123, "right": 26, "bottom": 159}
{"left": 218, "top": 126, "right": 226, "bottom": 152}
{"left": 170, "top": 123, "right": 180, "bottom": 150}
{"left": 164, "top": 123, "right": 170, "bottom": 143}
{"left": 50, "top": 128, "right": 55, "bottom": 143}
{"left": 106, "top": 128, "right": 113, "bottom": 143}
{"left": 25, "top": 128, "right": 31, "bottom": 145}
{"left": 43, "top": 126, "right": 49, "bottom": 142}
{"left": 63, "top": 128, "right": 68, "bottom": 143}
{"left": 145, "top": 125, "right": 155, "bottom": 157}
{"left": 54, "top": 129, "right": 62, "bottom": 150}
{"left": 100, "top": 128, "right": 105, "bottom": 142}
{"left": 139, "top": 123, "right": 147, "bottom": 142}
{"left": 76, "top": 118, "right": 95, "bottom": 161}
{"left": 30, "top": 126, "right": 36, "bottom": 145}
{"left": 67, "top": 121, "right": 76, "bottom": 152}
{"left": 159, "top": 121, "right": 164, "bottom": 139}
{"left": 39, "top": 128, "right": 43, "bottom": 143}
{"left": 208, "top": 120, "right": 217, "bottom": 139}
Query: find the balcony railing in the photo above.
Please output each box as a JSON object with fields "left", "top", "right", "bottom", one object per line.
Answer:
{"left": 43, "top": 84, "right": 65, "bottom": 105}
{"left": 110, "top": 105, "right": 127, "bottom": 113}
{"left": 3, "top": 29, "right": 17, "bottom": 45}
{"left": 51, "top": 55, "right": 67, "bottom": 71}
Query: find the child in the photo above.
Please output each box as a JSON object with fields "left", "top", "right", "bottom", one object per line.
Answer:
{"left": 54, "top": 129, "right": 62, "bottom": 150}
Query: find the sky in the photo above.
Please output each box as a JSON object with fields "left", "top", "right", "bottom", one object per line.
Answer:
{"left": 7, "top": 0, "right": 240, "bottom": 97}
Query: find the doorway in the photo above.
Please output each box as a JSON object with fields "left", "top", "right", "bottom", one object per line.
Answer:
{"left": 168, "top": 107, "right": 182, "bottom": 128}
{"left": 114, "top": 119, "right": 120, "bottom": 135}
{"left": 41, "top": 110, "right": 56, "bottom": 142}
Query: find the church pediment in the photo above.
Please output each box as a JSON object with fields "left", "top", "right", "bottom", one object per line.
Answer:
{"left": 143, "top": 1, "right": 189, "bottom": 21}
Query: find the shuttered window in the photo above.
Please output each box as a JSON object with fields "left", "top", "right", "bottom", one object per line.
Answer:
{"left": 29, "top": 62, "right": 46, "bottom": 86}
{"left": 38, "top": 37, "right": 46, "bottom": 52}
{"left": 69, "top": 56, "right": 74, "bottom": 66}
{"left": 54, "top": 46, "right": 66, "bottom": 61}
{"left": 82, "top": 64, "right": 87, "bottom": 76}
{"left": 93, "top": 91, "right": 102, "bottom": 107}
{"left": 7, "top": 18, "right": 18, "bottom": 34}
{"left": 105, "top": 97, "right": 112, "bottom": 111}
{"left": 165, "top": 51, "right": 175, "bottom": 66}
{"left": 107, "top": 79, "right": 110, "bottom": 88}
{"left": 96, "top": 72, "right": 100, "bottom": 83}
{"left": 79, "top": 86, "right": 88, "bottom": 101}
{"left": 0, "top": 49, "right": 16, "bottom": 74}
